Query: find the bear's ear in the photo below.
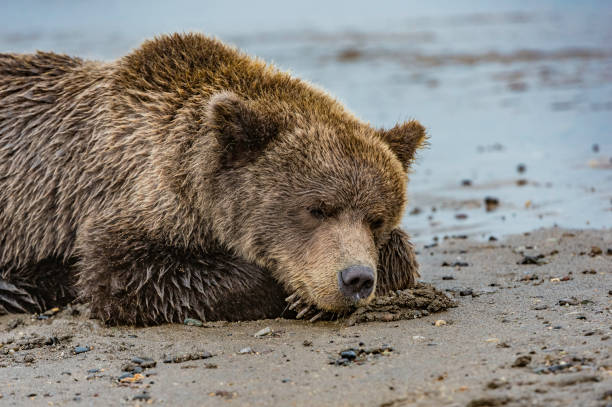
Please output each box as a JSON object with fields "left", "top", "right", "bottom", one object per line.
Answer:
{"left": 378, "top": 120, "right": 428, "bottom": 171}
{"left": 206, "top": 91, "right": 279, "bottom": 168}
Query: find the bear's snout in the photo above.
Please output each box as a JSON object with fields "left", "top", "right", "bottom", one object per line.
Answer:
{"left": 338, "top": 265, "right": 375, "bottom": 302}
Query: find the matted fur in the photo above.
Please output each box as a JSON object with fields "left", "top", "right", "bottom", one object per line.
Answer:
{"left": 0, "top": 33, "right": 425, "bottom": 324}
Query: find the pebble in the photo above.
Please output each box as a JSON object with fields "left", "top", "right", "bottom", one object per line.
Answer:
{"left": 590, "top": 246, "right": 602, "bottom": 256}
{"left": 517, "top": 163, "right": 526, "bottom": 173}
{"left": 512, "top": 355, "right": 532, "bottom": 368}
{"left": 133, "top": 392, "right": 151, "bottom": 401}
{"left": 442, "top": 261, "right": 469, "bottom": 267}
{"left": 459, "top": 289, "right": 473, "bottom": 296}
{"left": 434, "top": 320, "right": 447, "bottom": 327}
{"left": 238, "top": 347, "right": 253, "bottom": 354}
{"left": 486, "top": 378, "right": 509, "bottom": 389}
{"left": 442, "top": 276, "right": 455, "bottom": 280}
{"left": 183, "top": 318, "right": 203, "bottom": 327}
{"left": 484, "top": 196, "right": 500, "bottom": 212}
{"left": 254, "top": 327, "right": 272, "bottom": 337}
{"left": 74, "top": 346, "right": 91, "bottom": 354}
{"left": 132, "top": 356, "right": 156, "bottom": 369}
{"left": 302, "top": 340, "right": 313, "bottom": 347}
{"left": 558, "top": 298, "right": 579, "bottom": 306}
{"left": 340, "top": 350, "right": 357, "bottom": 360}
{"left": 518, "top": 255, "right": 546, "bottom": 265}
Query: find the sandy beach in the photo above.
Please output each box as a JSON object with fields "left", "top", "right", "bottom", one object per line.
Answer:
{"left": 1, "top": 227, "right": 610, "bottom": 406}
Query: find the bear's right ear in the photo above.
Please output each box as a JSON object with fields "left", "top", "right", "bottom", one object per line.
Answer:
{"left": 205, "top": 91, "right": 279, "bottom": 168}
{"left": 377, "top": 120, "right": 428, "bottom": 171}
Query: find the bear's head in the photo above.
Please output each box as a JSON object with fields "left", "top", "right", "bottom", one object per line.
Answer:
{"left": 202, "top": 92, "right": 426, "bottom": 313}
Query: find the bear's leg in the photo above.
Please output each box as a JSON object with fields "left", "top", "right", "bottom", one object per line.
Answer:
{"left": 76, "top": 226, "right": 288, "bottom": 325}
{"left": 376, "top": 228, "right": 420, "bottom": 295}
{"left": 1, "top": 258, "right": 77, "bottom": 315}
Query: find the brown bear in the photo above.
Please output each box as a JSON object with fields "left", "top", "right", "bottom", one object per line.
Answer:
{"left": 0, "top": 33, "right": 426, "bottom": 325}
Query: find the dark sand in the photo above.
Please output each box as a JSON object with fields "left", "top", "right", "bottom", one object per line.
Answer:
{"left": 1, "top": 227, "right": 610, "bottom": 406}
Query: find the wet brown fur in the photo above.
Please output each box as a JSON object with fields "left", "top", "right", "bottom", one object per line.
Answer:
{"left": 0, "top": 33, "right": 426, "bottom": 324}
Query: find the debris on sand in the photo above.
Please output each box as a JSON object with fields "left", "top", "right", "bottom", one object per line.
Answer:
{"left": 163, "top": 351, "right": 213, "bottom": 363}
{"left": 183, "top": 318, "right": 203, "bottom": 327}
{"left": 73, "top": 346, "right": 91, "bottom": 354}
{"left": 518, "top": 254, "right": 547, "bottom": 265}
{"left": 254, "top": 327, "right": 272, "bottom": 337}
{"left": 484, "top": 196, "right": 500, "bottom": 212}
{"left": 345, "top": 283, "right": 456, "bottom": 326}
{"left": 330, "top": 344, "right": 393, "bottom": 366}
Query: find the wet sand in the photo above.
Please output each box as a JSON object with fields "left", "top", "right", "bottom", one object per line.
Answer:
{"left": 1, "top": 227, "right": 610, "bottom": 406}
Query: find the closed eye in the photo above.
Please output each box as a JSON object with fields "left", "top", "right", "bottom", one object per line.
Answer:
{"left": 309, "top": 207, "right": 326, "bottom": 219}
{"left": 308, "top": 204, "right": 339, "bottom": 220}
{"left": 369, "top": 218, "right": 384, "bottom": 230}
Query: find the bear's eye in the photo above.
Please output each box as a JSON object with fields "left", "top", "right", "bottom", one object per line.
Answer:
{"left": 309, "top": 207, "right": 326, "bottom": 219}
{"left": 308, "top": 205, "right": 337, "bottom": 220}
{"left": 369, "top": 218, "right": 384, "bottom": 230}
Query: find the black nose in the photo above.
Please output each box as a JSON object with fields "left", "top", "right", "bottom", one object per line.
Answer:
{"left": 338, "top": 265, "right": 375, "bottom": 301}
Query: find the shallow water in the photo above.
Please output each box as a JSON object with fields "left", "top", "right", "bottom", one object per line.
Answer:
{"left": 2, "top": 0, "right": 611, "bottom": 241}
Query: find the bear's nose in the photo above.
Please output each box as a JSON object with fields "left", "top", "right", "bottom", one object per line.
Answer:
{"left": 338, "top": 265, "right": 375, "bottom": 302}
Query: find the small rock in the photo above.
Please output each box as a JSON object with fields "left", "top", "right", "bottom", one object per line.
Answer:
{"left": 434, "top": 320, "right": 447, "bottom": 327}
{"left": 512, "top": 355, "right": 532, "bottom": 368}
{"left": 484, "top": 196, "right": 499, "bottom": 212}
{"left": 254, "top": 327, "right": 272, "bottom": 337}
{"left": 517, "top": 164, "right": 526, "bottom": 173}
{"left": 442, "top": 276, "right": 454, "bottom": 280}
{"left": 302, "top": 340, "right": 313, "bottom": 347}
{"left": 238, "top": 347, "right": 253, "bottom": 354}
{"left": 461, "top": 179, "right": 472, "bottom": 186}
{"left": 74, "top": 346, "right": 91, "bottom": 354}
{"left": 486, "top": 378, "right": 509, "bottom": 389}
{"left": 459, "top": 289, "right": 473, "bottom": 296}
{"left": 466, "top": 396, "right": 512, "bottom": 407}
{"left": 442, "top": 261, "right": 469, "bottom": 267}
{"left": 558, "top": 298, "right": 579, "bottom": 306}
{"left": 518, "top": 255, "right": 545, "bottom": 265}
{"left": 131, "top": 356, "right": 156, "bottom": 369}
{"left": 590, "top": 246, "right": 602, "bottom": 256}
{"left": 340, "top": 350, "right": 357, "bottom": 360}
{"left": 455, "top": 213, "right": 468, "bottom": 220}
{"left": 334, "top": 357, "right": 350, "bottom": 366}
{"left": 409, "top": 207, "right": 422, "bottom": 215}
{"left": 183, "top": 318, "right": 203, "bottom": 327}
{"left": 42, "top": 307, "right": 61, "bottom": 317}
{"left": 133, "top": 392, "right": 151, "bottom": 401}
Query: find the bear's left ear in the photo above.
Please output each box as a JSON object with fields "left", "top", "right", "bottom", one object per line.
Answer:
{"left": 206, "top": 91, "right": 279, "bottom": 168}
{"left": 377, "top": 120, "right": 428, "bottom": 171}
